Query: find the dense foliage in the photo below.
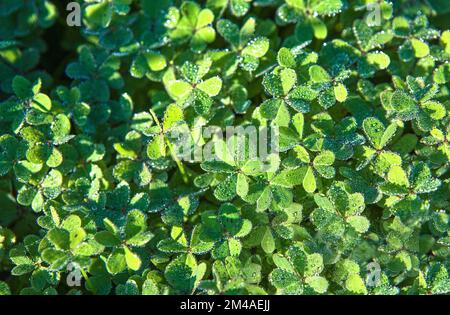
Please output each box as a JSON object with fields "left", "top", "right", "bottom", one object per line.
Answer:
{"left": 0, "top": 0, "right": 449, "bottom": 295}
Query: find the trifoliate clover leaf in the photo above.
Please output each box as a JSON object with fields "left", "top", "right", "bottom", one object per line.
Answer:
{"left": 276, "top": 0, "right": 342, "bottom": 45}
{"left": 216, "top": 18, "right": 270, "bottom": 74}
{"left": 198, "top": 203, "right": 252, "bottom": 259}
{"left": 199, "top": 256, "right": 265, "bottom": 294}
{"left": 148, "top": 180, "right": 201, "bottom": 226}
{"left": 393, "top": 14, "right": 439, "bottom": 61}
{"left": 158, "top": 225, "right": 214, "bottom": 255}
{"left": 275, "top": 146, "right": 335, "bottom": 193}
{"left": 164, "top": 65, "right": 222, "bottom": 115}
{"left": 269, "top": 243, "right": 328, "bottom": 294}
{"left": 0, "top": 282, "right": 11, "bottom": 295}
{"left": 164, "top": 253, "right": 206, "bottom": 294}
{"left": 380, "top": 162, "right": 441, "bottom": 198}
{"left": 388, "top": 78, "right": 446, "bottom": 131}
{"left": 362, "top": 117, "right": 398, "bottom": 151}
{"left": 84, "top": 1, "right": 113, "bottom": 29}
{"left": 95, "top": 210, "right": 152, "bottom": 273}
{"left": 166, "top": 2, "right": 216, "bottom": 53}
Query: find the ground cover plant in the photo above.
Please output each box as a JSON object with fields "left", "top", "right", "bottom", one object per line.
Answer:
{"left": 0, "top": 0, "right": 449, "bottom": 295}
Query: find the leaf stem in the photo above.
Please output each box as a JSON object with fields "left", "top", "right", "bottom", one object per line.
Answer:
{"left": 149, "top": 109, "right": 189, "bottom": 184}
{"left": 79, "top": 267, "right": 93, "bottom": 291}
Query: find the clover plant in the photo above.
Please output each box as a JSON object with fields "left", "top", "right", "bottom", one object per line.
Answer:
{"left": 0, "top": 0, "right": 448, "bottom": 296}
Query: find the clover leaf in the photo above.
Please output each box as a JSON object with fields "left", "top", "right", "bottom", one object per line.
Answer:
{"left": 165, "top": 1, "right": 216, "bottom": 53}
{"left": 269, "top": 243, "right": 329, "bottom": 294}
{"left": 216, "top": 18, "right": 270, "bottom": 74}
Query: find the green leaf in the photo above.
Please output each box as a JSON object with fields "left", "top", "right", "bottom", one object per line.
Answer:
{"left": 192, "top": 89, "right": 213, "bottom": 115}
{"left": 334, "top": 83, "right": 347, "bottom": 103}
{"left": 306, "top": 276, "right": 329, "bottom": 294}
{"left": 236, "top": 173, "right": 249, "bottom": 198}
{"left": 261, "top": 227, "right": 275, "bottom": 254}
{"left": 269, "top": 268, "right": 299, "bottom": 292}
{"left": 95, "top": 231, "right": 121, "bottom": 247}
{"left": 41, "top": 248, "right": 69, "bottom": 270}
{"left": 410, "top": 38, "right": 429, "bottom": 58}
{"left": 12, "top": 264, "right": 35, "bottom": 276}
{"left": 309, "top": 65, "right": 331, "bottom": 83}
{"left": 280, "top": 68, "right": 297, "bottom": 95}
{"left": 345, "top": 274, "right": 368, "bottom": 294}
{"left": 310, "top": 0, "right": 342, "bottom": 16}
{"left": 125, "top": 209, "right": 146, "bottom": 240}
{"left": 12, "top": 76, "right": 33, "bottom": 99}
{"left": 52, "top": 114, "right": 71, "bottom": 143}
{"left": 142, "top": 279, "right": 159, "bottom": 295}
{"left": 144, "top": 52, "right": 167, "bottom": 72}
{"left": 197, "top": 76, "right": 222, "bottom": 96}
{"left": 201, "top": 160, "right": 235, "bottom": 173}
{"left": 242, "top": 37, "right": 269, "bottom": 58}
{"left": 277, "top": 48, "right": 296, "bottom": 68}
{"left": 216, "top": 19, "right": 239, "bottom": 47}
{"left": 366, "top": 52, "right": 390, "bottom": 69}
{"left": 85, "top": 1, "right": 113, "bottom": 28}
{"left": 190, "top": 226, "right": 214, "bottom": 254}
{"left": 314, "top": 150, "right": 334, "bottom": 166}
{"left": 303, "top": 166, "right": 317, "bottom": 193}
{"left": 434, "top": 63, "right": 450, "bottom": 84}
{"left": 362, "top": 117, "right": 384, "bottom": 150}
{"left": 257, "top": 186, "right": 272, "bottom": 211}
{"left": 32, "top": 93, "right": 52, "bottom": 112}
{"left": 390, "top": 90, "right": 418, "bottom": 120}
{"left": 386, "top": 165, "right": 409, "bottom": 188}
{"left": 124, "top": 246, "right": 141, "bottom": 271}
{"left": 230, "top": 0, "right": 250, "bottom": 17}
{"left": 214, "top": 174, "right": 237, "bottom": 201}
{"left": 311, "top": 17, "right": 327, "bottom": 39}
{"left": 410, "top": 162, "right": 441, "bottom": 194}
{"left": 0, "top": 282, "right": 11, "bottom": 295}
{"left": 157, "top": 238, "right": 187, "bottom": 253}
{"left": 107, "top": 249, "right": 127, "bottom": 275}
{"left": 167, "top": 80, "right": 193, "bottom": 101}
{"left": 196, "top": 9, "right": 214, "bottom": 28}
{"left": 346, "top": 216, "right": 370, "bottom": 233}
{"left": 116, "top": 280, "right": 139, "bottom": 295}
{"left": 47, "top": 228, "right": 70, "bottom": 250}
{"left": 86, "top": 275, "right": 112, "bottom": 295}
{"left": 165, "top": 254, "right": 201, "bottom": 294}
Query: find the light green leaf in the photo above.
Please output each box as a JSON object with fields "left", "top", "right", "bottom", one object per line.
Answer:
{"left": 124, "top": 246, "right": 141, "bottom": 271}
{"left": 309, "top": 65, "right": 331, "bottom": 83}
{"left": 242, "top": 37, "right": 269, "bottom": 58}
{"left": 197, "top": 76, "right": 222, "bottom": 96}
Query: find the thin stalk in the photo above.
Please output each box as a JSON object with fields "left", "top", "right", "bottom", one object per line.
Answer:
{"left": 79, "top": 267, "right": 93, "bottom": 290}
{"left": 149, "top": 109, "right": 189, "bottom": 184}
